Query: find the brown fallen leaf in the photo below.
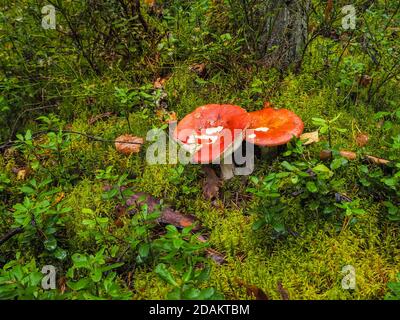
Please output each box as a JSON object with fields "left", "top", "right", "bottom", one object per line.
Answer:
{"left": 356, "top": 133, "right": 369, "bottom": 147}
{"left": 202, "top": 166, "right": 220, "bottom": 200}
{"left": 365, "top": 155, "right": 390, "bottom": 165}
{"left": 320, "top": 149, "right": 333, "bottom": 161}
{"left": 52, "top": 192, "right": 65, "bottom": 206}
{"left": 115, "top": 135, "right": 144, "bottom": 155}
{"left": 126, "top": 192, "right": 200, "bottom": 231}
{"left": 156, "top": 109, "right": 177, "bottom": 124}
{"left": 236, "top": 279, "right": 268, "bottom": 300}
{"left": 114, "top": 204, "right": 128, "bottom": 227}
{"left": 189, "top": 63, "right": 206, "bottom": 77}
{"left": 58, "top": 277, "right": 67, "bottom": 295}
{"left": 144, "top": 0, "right": 156, "bottom": 7}
{"left": 88, "top": 112, "right": 113, "bottom": 125}
{"left": 153, "top": 77, "right": 168, "bottom": 89}
{"left": 359, "top": 75, "right": 372, "bottom": 87}
{"left": 14, "top": 168, "right": 28, "bottom": 181}
{"left": 300, "top": 131, "right": 319, "bottom": 145}
{"left": 205, "top": 248, "right": 226, "bottom": 265}
{"left": 339, "top": 150, "right": 357, "bottom": 160}
{"left": 277, "top": 281, "right": 290, "bottom": 300}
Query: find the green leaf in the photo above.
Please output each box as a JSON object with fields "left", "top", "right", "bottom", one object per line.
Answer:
{"left": 67, "top": 278, "right": 91, "bottom": 291}
{"left": 139, "top": 243, "right": 150, "bottom": 258}
{"left": 54, "top": 248, "right": 67, "bottom": 260}
{"left": 182, "top": 287, "right": 200, "bottom": 299}
{"left": 155, "top": 263, "right": 178, "bottom": 287}
{"left": 44, "top": 238, "right": 57, "bottom": 251}
{"left": 82, "top": 208, "right": 94, "bottom": 214}
{"left": 72, "top": 254, "right": 88, "bottom": 268}
{"left": 252, "top": 219, "right": 265, "bottom": 230}
{"left": 198, "top": 288, "right": 215, "bottom": 299}
{"left": 306, "top": 181, "right": 318, "bottom": 193}
{"left": 91, "top": 269, "right": 102, "bottom": 282}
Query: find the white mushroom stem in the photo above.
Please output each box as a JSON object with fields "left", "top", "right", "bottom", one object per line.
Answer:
{"left": 220, "top": 163, "right": 235, "bottom": 180}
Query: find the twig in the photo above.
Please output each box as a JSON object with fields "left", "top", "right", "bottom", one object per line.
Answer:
{"left": 0, "top": 228, "right": 23, "bottom": 246}
{"left": 0, "top": 129, "right": 143, "bottom": 151}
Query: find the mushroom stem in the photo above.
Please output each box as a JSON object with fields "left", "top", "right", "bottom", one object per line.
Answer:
{"left": 220, "top": 163, "right": 235, "bottom": 180}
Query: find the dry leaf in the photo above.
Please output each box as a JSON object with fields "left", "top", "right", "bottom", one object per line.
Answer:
{"left": 144, "top": 0, "right": 156, "bottom": 7}
{"left": 320, "top": 149, "right": 332, "bottom": 161}
{"left": 356, "top": 133, "right": 369, "bottom": 147}
{"left": 189, "top": 63, "right": 206, "bottom": 77}
{"left": 126, "top": 192, "right": 200, "bottom": 231}
{"left": 115, "top": 135, "right": 144, "bottom": 155}
{"left": 52, "top": 192, "right": 65, "bottom": 206}
{"left": 202, "top": 166, "right": 220, "bottom": 200}
{"left": 300, "top": 131, "right": 319, "bottom": 145}
{"left": 88, "top": 112, "right": 113, "bottom": 125}
{"left": 58, "top": 277, "right": 67, "bottom": 295}
{"left": 359, "top": 75, "right": 372, "bottom": 87}
{"left": 153, "top": 77, "right": 167, "bottom": 89}
{"left": 340, "top": 150, "right": 357, "bottom": 160}
{"left": 365, "top": 155, "right": 390, "bottom": 165}
{"left": 277, "top": 281, "right": 290, "bottom": 300}
{"left": 236, "top": 279, "right": 268, "bottom": 300}
{"left": 156, "top": 109, "right": 177, "bottom": 124}
{"left": 320, "top": 150, "right": 357, "bottom": 161}
{"left": 205, "top": 248, "right": 226, "bottom": 265}
{"left": 17, "top": 169, "right": 27, "bottom": 180}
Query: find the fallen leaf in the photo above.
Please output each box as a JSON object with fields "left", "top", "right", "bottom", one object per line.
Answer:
{"left": 58, "top": 277, "right": 67, "bottom": 295}
{"left": 52, "top": 192, "right": 65, "bottom": 206}
{"left": 115, "top": 135, "right": 144, "bottom": 155}
{"left": 300, "top": 131, "right": 319, "bottom": 145}
{"left": 155, "top": 109, "right": 177, "bottom": 124}
{"left": 88, "top": 112, "right": 113, "bottom": 125}
{"left": 340, "top": 150, "right": 357, "bottom": 160}
{"left": 356, "top": 133, "right": 369, "bottom": 147}
{"left": 277, "top": 281, "right": 290, "bottom": 300}
{"left": 359, "top": 75, "right": 372, "bottom": 87}
{"left": 335, "top": 193, "right": 352, "bottom": 203}
{"left": 126, "top": 192, "right": 200, "bottom": 231}
{"left": 165, "top": 111, "right": 177, "bottom": 124}
{"left": 205, "top": 248, "right": 226, "bottom": 265}
{"left": 365, "top": 155, "right": 390, "bottom": 165}
{"left": 16, "top": 169, "right": 27, "bottom": 180}
{"left": 202, "top": 166, "right": 220, "bottom": 200}
{"left": 153, "top": 77, "right": 167, "bottom": 89}
{"left": 236, "top": 279, "right": 268, "bottom": 300}
{"left": 189, "top": 63, "right": 206, "bottom": 77}
{"left": 319, "top": 149, "right": 332, "bottom": 160}
{"left": 144, "top": 0, "right": 156, "bottom": 7}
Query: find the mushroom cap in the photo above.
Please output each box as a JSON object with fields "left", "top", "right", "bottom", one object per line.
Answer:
{"left": 115, "top": 134, "right": 144, "bottom": 155}
{"left": 173, "top": 104, "right": 250, "bottom": 163}
{"left": 245, "top": 107, "right": 304, "bottom": 147}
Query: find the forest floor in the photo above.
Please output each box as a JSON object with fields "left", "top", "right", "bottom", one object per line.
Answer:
{"left": 0, "top": 1, "right": 399, "bottom": 300}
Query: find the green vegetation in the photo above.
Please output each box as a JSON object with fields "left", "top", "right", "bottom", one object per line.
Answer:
{"left": 0, "top": 0, "right": 399, "bottom": 300}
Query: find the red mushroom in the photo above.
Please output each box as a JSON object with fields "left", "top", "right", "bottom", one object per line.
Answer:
{"left": 173, "top": 104, "right": 250, "bottom": 179}
{"left": 245, "top": 105, "right": 304, "bottom": 147}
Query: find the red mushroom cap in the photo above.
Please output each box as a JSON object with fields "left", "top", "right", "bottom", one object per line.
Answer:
{"left": 245, "top": 107, "right": 304, "bottom": 147}
{"left": 173, "top": 104, "right": 250, "bottom": 163}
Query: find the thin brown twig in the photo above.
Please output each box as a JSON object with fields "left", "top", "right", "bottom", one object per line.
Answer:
{"left": 0, "top": 228, "right": 23, "bottom": 246}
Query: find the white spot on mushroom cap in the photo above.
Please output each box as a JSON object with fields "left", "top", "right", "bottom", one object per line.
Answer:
{"left": 254, "top": 127, "right": 269, "bottom": 132}
{"left": 247, "top": 133, "right": 256, "bottom": 139}
{"left": 205, "top": 126, "right": 224, "bottom": 135}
